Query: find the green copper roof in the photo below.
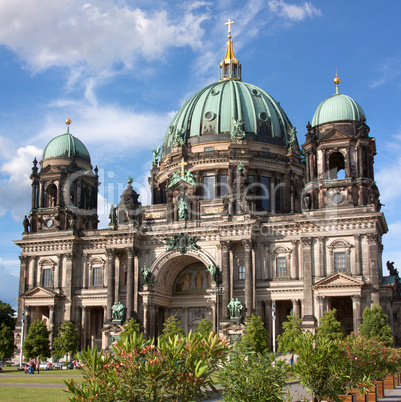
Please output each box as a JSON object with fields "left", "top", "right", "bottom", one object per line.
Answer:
{"left": 312, "top": 92, "right": 366, "bottom": 127}
{"left": 42, "top": 131, "right": 91, "bottom": 163}
{"left": 161, "top": 80, "right": 296, "bottom": 158}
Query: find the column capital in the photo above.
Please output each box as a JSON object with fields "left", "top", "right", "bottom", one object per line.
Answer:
{"left": 125, "top": 247, "right": 134, "bottom": 258}
{"left": 220, "top": 240, "right": 231, "bottom": 252}
{"left": 65, "top": 253, "right": 73, "bottom": 261}
{"left": 301, "top": 237, "right": 312, "bottom": 247}
{"left": 106, "top": 249, "right": 115, "bottom": 258}
{"left": 19, "top": 256, "right": 28, "bottom": 264}
{"left": 366, "top": 233, "right": 379, "bottom": 244}
{"left": 351, "top": 295, "right": 362, "bottom": 303}
{"left": 242, "top": 239, "right": 253, "bottom": 251}
{"left": 316, "top": 295, "right": 325, "bottom": 303}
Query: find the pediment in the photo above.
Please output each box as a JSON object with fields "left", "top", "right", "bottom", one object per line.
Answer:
{"left": 22, "top": 286, "right": 59, "bottom": 299}
{"left": 313, "top": 273, "right": 366, "bottom": 290}
{"left": 40, "top": 165, "right": 62, "bottom": 174}
{"left": 320, "top": 129, "right": 353, "bottom": 142}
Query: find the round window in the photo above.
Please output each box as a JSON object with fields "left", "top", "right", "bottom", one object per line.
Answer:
{"left": 258, "top": 112, "right": 268, "bottom": 121}
{"left": 252, "top": 89, "right": 259, "bottom": 96}
{"left": 204, "top": 111, "right": 215, "bottom": 121}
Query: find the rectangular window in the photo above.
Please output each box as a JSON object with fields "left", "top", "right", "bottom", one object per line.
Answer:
{"left": 238, "top": 265, "right": 245, "bottom": 280}
{"left": 262, "top": 147, "right": 270, "bottom": 153}
{"left": 334, "top": 252, "right": 346, "bottom": 273}
{"left": 276, "top": 257, "right": 287, "bottom": 277}
{"left": 43, "top": 269, "right": 51, "bottom": 287}
{"left": 248, "top": 175, "right": 255, "bottom": 184}
{"left": 261, "top": 176, "right": 271, "bottom": 210}
{"left": 203, "top": 176, "right": 215, "bottom": 200}
{"left": 219, "top": 175, "right": 228, "bottom": 198}
{"left": 93, "top": 267, "right": 102, "bottom": 286}
{"left": 204, "top": 146, "right": 213, "bottom": 152}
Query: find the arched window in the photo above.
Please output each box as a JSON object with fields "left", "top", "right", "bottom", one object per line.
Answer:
{"left": 328, "top": 152, "right": 345, "bottom": 180}
{"left": 46, "top": 184, "right": 57, "bottom": 207}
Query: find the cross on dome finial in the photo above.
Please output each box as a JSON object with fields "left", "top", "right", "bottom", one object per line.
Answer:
{"left": 65, "top": 115, "right": 71, "bottom": 133}
{"left": 225, "top": 18, "right": 234, "bottom": 38}
{"left": 179, "top": 158, "right": 188, "bottom": 176}
{"left": 333, "top": 70, "right": 341, "bottom": 94}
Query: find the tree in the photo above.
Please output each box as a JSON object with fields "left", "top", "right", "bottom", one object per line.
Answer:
{"left": 22, "top": 320, "right": 51, "bottom": 362}
{"left": 316, "top": 309, "right": 345, "bottom": 341}
{"left": 241, "top": 313, "right": 269, "bottom": 353}
{"left": 52, "top": 322, "right": 80, "bottom": 362}
{"left": 0, "top": 301, "right": 16, "bottom": 330}
{"left": 121, "top": 317, "right": 141, "bottom": 338}
{"left": 359, "top": 304, "right": 394, "bottom": 347}
{"left": 195, "top": 318, "right": 213, "bottom": 339}
{"left": 0, "top": 323, "right": 15, "bottom": 366}
{"left": 158, "top": 314, "right": 185, "bottom": 343}
{"left": 276, "top": 312, "right": 302, "bottom": 354}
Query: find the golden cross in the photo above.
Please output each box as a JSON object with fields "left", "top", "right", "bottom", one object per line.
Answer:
{"left": 179, "top": 158, "right": 188, "bottom": 176}
{"left": 225, "top": 18, "right": 234, "bottom": 35}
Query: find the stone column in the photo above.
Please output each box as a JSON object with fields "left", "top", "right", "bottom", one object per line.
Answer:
{"left": 64, "top": 253, "right": 74, "bottom": 321}
{"left": 243, "top": 240, "right": 253, "bottom": 317}
{"left": 366, "top": 234, "right": 380, "bottom": 305}
{"left": 318, "top": 237, "right": 325, "bottom": 278}
{"left": 55, "top": 254, "right": 62, "bottom": 291}
{"left": 354, "top": 235, "right": 361, "bottom": 276}
{"left": 133, "top": 248, "right": 140, "bottom": 313}
{"left": 301, "top": 237, "right": 316, "bottom": 329}
{"left": 17, "top": 256, "right": 28, "bottom": 324}
{"left": 149, "top": 304, "right": 157, "bottom": 339}
{"left": 270, "top": 180, "right": 275, "bottom": 213}
{"left": 82, "top": 255, "right": 88, "bottom": 289}
{"left": 106, "top": 249, "right": 115, "bottom": 323}
{"left": 252, "top": 245, "right": 257, "bottom": 311}
{"left": 290, "top": 240, "right": 298, "bottom": 279}
{"left": 352, "top": 295, "right": 362, "bottom": 334}
{"left": 316, "top": 296, "right": 325, "bottom": 325}
{"left": 82, "top": 306, "right": 88, "bottom": 349}
{"left": 38, "top": 182, "right": 44, "bottom": 208}
{"left": 291, "top": 299, "right": 300, "bottom": 320}
{"left": 143, "top": 302, "right": 149, "bottom": 337}
{"left": 49, "top": 305, "right": 55, "bottom": 347}
{"left": 220, "top": 241, "right": 231, "bottom": 319}
{"left": 126, "top": 248, "right": 134, "bottom": 320}
{"left": 229, "top": 246, "right": 234, "bottom": 302}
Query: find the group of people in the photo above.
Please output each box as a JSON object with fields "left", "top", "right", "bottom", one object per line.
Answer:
{"left": 25, "top": 359, "right": 37, "bottom": 374}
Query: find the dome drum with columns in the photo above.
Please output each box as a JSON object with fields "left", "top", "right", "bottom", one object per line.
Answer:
{"left": 13, "top": 22, "right": 397, "bottom": 357}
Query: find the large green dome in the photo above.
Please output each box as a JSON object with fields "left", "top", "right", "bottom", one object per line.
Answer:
{"left": 42, "top": 131, "right": 91, "bottom": 163}
{"left": 161, "top": 79, "right": 296, "bottom": 159}
{"left": 312, "top": 91, "right": 366, "bottom": 127}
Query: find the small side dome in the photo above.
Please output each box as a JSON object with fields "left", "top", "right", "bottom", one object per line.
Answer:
{"left": 42, "top": 131, "right": 91, "bottom": 163}
{"left": 312, "top": 75, "right": 366, "bottom": 127}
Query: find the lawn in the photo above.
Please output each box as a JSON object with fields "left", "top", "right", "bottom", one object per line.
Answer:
{"left": 0, "top": 386, "right": 70, "bottom": 401}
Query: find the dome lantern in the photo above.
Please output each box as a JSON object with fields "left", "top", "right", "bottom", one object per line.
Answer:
{"left": 219, "top": 18, "right": 242, "bottom": 81}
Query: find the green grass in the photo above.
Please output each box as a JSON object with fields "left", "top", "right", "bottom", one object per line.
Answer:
{"left": 0, "top": 376, "right": 83, "bottom": 384}
{"left": 0, "top": 386, "right": 70, "bottom": 401}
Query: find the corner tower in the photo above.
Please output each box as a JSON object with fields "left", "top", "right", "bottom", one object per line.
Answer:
{"left": 302, "top": 75, "right": 379, "bottom": 211}
{"left": 29, "top": 118, "right": 99, "bottom": 234}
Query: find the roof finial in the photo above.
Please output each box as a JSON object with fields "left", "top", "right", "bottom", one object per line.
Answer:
{"left": 65, "top": 115, "right": 71, "bottom": 133}
{"left": 333, "top": 69, "right": 341, "bottom": 94}
{"left": 225, "top": 18, "right": 234, "bottom": 39}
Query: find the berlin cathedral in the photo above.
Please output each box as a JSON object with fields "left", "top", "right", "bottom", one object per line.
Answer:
{"left": 13, "top": 23, "right": 400, "bottom": 352}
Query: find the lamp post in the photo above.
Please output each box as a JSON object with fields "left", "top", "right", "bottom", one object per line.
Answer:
{"left": 19, "top": 309, "right": 25, "bottom": 367}
{"left": 272, "top": 300, "right": 276, "bottom": 354}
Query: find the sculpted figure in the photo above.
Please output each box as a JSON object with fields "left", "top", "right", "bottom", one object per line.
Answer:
{"left": 23, "top": 216, "right": 30, "bottom": 233}
{"left": 142, "top": 266, "right": 152, "bottom": 285}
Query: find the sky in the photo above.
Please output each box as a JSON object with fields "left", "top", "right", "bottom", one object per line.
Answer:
{"left": 1, "top": 0, "right": 401, "bottom": 310}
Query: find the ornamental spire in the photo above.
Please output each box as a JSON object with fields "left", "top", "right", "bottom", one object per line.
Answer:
{"left": 219, "top": 19, "right": 242, "bottom": 81}
{"left": 333, "top": 70, "right": 341, "bottom": 95}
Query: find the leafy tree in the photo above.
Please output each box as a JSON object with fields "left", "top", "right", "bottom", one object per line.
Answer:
{"left": 276, "top": 312, "right": 302, "bottom": 354}
{"left": 0, "top": 323, "right": 15, "bottom": 366}
{"left": 52, "top": 322, "right": 80, "bottom": 362}
{"left": 316, "top": 309, "right": 345, "bottom": 341}
{"left": 22, "top": 319, "right": 51, "bottom": 362}
{"left": 218, "top": 343, "right": 289, "bottom": 402}
{"left": 0, "top": 301, "right": 16, "bottom": 330}
{"left": 359, "top": 304, "right": 394, "bottom": 347}
{"left": 120, "top": 317, "right": 141, "bottom": 341}
{"left": 158, "top": 314, "right": 185, "bottom": 343}
{"left": 241, "top": 313, "right": 269, "bottom": 353}
{"left": 195, "top": 317, "right": 213, "bottom": 339}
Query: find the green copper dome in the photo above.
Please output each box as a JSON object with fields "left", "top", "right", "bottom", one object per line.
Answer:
{"left": 42, "top": 130, "right": 91, "bottom": 163}
{"left": 312, "top": 88, "right": 366, "bottom": 127}
{"left": 161, "top": 80, "right": 296, "bottom": 159}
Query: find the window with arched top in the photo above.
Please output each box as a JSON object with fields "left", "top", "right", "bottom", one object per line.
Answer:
{"left": 46, "top": 184, "right": 57, "bottom": 207}
{"left": 328, "top": 151, "right": 345, "bottom": 180}
{"left": 89, "top": 257, "right": 106, "bottom": 287}
{"left": 328, "top": 240, "right": 352, "bottom": 275}
{"left": 271, "top": 246, "right": 291, "bottom": 279}
{"left": 39, "top": 259, "right": 55, "bottom": 288}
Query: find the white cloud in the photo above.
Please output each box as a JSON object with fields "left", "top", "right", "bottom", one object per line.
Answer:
{"left": 0, "top": 142, "right": 42, "bottom": 220}
{"left": 268, "top": 0, "right": 321, "bottom": 21}
{"left": 369, "top": 56, "right": 401, "bottom": 89}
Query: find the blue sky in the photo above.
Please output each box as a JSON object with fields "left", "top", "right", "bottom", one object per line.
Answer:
{"left": 1, "top": 0, "right": 401, "bottom": 310}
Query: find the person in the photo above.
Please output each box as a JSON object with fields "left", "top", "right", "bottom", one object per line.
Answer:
{"left": 29, "top": 359, "right": 35, "bottom": 374}
{"left": 37, "top": 358, "right": 40, "bottom": 374}
{"left": 289, "top": 353, "right": 294, "bottom": 365}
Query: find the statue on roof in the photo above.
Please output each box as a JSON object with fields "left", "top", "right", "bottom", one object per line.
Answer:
{"left": 231, "top": 118, "right": 245, "bottom": 141}
{"left": 177, "top": 196, "right": 188, "bottom": 221}
{"left": 152, "top": 146, "right": 160, "bottom": 165}
{"left": 23, "top": 216, "right": 30, "bottom": 233}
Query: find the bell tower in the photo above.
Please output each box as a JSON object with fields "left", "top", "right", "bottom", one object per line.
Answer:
{"left": 302, "top": 75, "right": 380, "bottom": 211}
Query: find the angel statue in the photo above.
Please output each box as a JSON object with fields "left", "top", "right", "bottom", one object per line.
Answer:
{"left": 152, "top": 146, "right": 160, "bottom": 165}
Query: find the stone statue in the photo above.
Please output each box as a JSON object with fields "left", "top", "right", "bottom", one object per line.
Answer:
{"left": 152, "top": 146, "right": 160, "bottom": 165}
{"left": 288, "top": 126, "right": 299, "bottom": 149}
{"left": 231, "top": 118, "right": 245, "bottom": 141}
{"left": 109, "top": 204, "right": 117, "bottom": 225}
{"left": 233, "top": 298, "right": 243, "bottom": 318}
{"left": 142, "top": 266, "right": 152, "bottom": 285}
{"left": 227, "top": 298, "right": 236, "bottom": 319}
{"left": 303, "top": 193, "right": 312, "bottom": 210}
{"left": 207, "top": 264, "right": 220, "bottom": 283}
{"left": 177, "top": 196, "right": 187, "bottom": 221}
{"left": 174, "top": 128, "right": 186, "bottom": 146}
{"left": 184, "top": 170, "right": 197, "bottom": 186}
{"left": 112, "top": 301, "right": 125, "bottom": 321}
{"left": 387, "top": 261, "right": 399, "bottom": 277}
{"left": 23, "top": 215, "right": 30, "bottom": 233}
